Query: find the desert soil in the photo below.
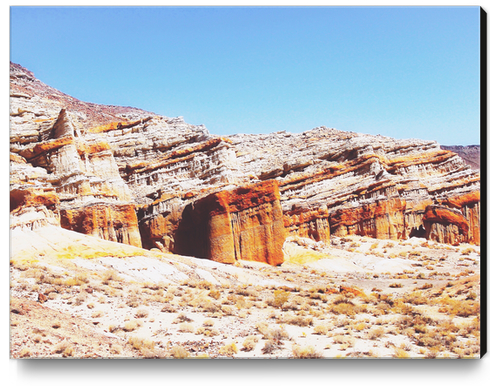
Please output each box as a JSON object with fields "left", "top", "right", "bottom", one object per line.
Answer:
{"left": 10, "top": 228, "right": 480, "bottom": 359}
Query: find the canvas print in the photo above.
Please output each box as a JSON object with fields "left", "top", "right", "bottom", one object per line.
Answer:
{"left": 9, "top": 6, "right": 482, "bottom": 359}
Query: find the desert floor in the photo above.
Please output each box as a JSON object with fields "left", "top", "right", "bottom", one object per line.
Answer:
{"left": 10, "top": 226, "right": 480, "bottom": 359}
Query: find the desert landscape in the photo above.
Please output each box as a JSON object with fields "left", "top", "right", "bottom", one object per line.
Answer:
{"left": 9, "top": 62, "right": 480, "bottom": 359}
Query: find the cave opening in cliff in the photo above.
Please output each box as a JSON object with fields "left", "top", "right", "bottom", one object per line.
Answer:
{"left": 409, "top": 225, "right": 426, "bottom": 238}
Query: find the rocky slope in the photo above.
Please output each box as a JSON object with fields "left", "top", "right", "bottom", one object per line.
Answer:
{"left": 10, "top": 62, "right": 481, "bottom": 266}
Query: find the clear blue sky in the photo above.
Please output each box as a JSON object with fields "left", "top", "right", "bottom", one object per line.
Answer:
{"left": 10, "top": 6, "right": 481, "bottom": 145}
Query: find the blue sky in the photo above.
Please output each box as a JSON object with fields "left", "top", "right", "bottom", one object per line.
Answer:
{"left": 10, "top": 6, "right": 481, "bottom": 145}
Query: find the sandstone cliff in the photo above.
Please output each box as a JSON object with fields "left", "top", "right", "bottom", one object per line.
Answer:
{"left": 10, "top": 62, "right": 481, "bottom": 266}
{"left": 174, "top": 180, "right": 286, "bottom": 265}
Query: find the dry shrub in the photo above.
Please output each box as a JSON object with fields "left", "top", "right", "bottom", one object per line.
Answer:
{"left": 173, "top": 313, "right": 193, "bottom": 323}
{"left": 19, "top": 348, "right": 31, "bottom": 358}
{"left": 197, "top": 280, "right": 214, "bottom": 290}
{"left": 123, "top": 320, "right": 140, "bottom": 332}
{"left": 208, "top": 289, "right": 221, "bottom": 300}
{"left": 181, "top": 278, "right": 199, "bottom": 288}
{"left": 403, "top": 291, "right": 429, "bottom": 306}
{"left": 73, "top": 292, "right": 87, "bottom": 306}
{"left": 397, "top": 315, "right": 435, "bottom": 330}
{"left": 333, "top": 335, "right": 355, "bottom": 347}
{"left": 108, "top": 324, "right": 120, "bottom": 333}
{"left": 393, "top": 348, "right": 411, "bottom": 358}
{"left": 101, "top": 269, "right": 121, "bottom": 285}
{"left": 394, "top": 302, "right": 415, "bottom": 315}
{"left": 256, "top": 322, "right": 271, "bottom": 338}
{"left": 354, "top": 322, "right": 367, "bottom": 331}
{"left": 126, "top": 295, "right": 140, "bottom": 308}
{"left": 189, "top": 291, "right": 216, "bottom": 310}
{"left": 202, "top": 300, "right": 221, "bottom": 313}
{"left": 178, "top": 322, "right": 195, "bottom": 333}
{"left": 196, "top": 327, "right": 219, "bottom": 337}
{"left": 277, "top": 313, "right": 313, "bottom": 327}
{"left": 160, "top": 304, "right": 177, "bottom": 313}
{"left": 367, "top": 327, "right": 385, "bottom": 340}
{"left": 330, "top": 300, "right": 358, "bottom": 316}
{"left": 204, "top": 328, "right": 220, "bottom": 337}
{"left": 203, "top": 319, "right": 214, "bottom": 327}
{"left": 242, "top": 336, "right": 259, "bottom": 352}
{"left": 424, "top": 347, "right": 441, "bottom": 359}
{"left": 389, "top": 283, "right": 403, "bottom": 288}
{"left": 221, "top": 305, "right": 235, "bottom": 316}
{"left": 135, "top": 308, "right": 149, "bottom": 318}
{"left": 292, "top": 345, "right": 322, "bottom": 359}
{"left": 466, "top": 292, "right": 477, "bottom": 300}
{"left": 272, "top": 290, "right": 290, "bottom": 308}
{"left": 235, "top": 296, "right": 252, "bottom": 310}
{"left": 439, "top": 298, "right": 480, "bottom": 318}
{"left": 53, "top": 341, "right": 74, "bottom": 357}
{"left": 219, "top": 342, "right": 238, "bottom": 357}
{"left": 415, "top": 334, "right": 441, "bottom": 348}
{"left": 458, "top": 318, "right": 480, "bottom": 338}
{"left": 128, "top": 336, "right": 155, "bottom": 351}
{"left": 269, "top": 326, "right": 290, "bottom": 341}
{"left": 91, "top": 310, "right": 104, "bottom": 318}
{"left": 262, "top": 339, "right": 282, "bottom": 354}
{"left": 170, "top": 345, "right": 190, "bottom": 359}
{"left": 235, "top": 285, "right": 258, "bottom": 297}
{"left": 313, "top": 324, "right": 329, "bottom": 335}
{"left": 283, "top": 295, "right": 308, "bottom": 311}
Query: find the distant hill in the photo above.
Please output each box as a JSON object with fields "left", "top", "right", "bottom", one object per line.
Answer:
{"left": 441, "top": 145, "right": 480, "bottom": 170}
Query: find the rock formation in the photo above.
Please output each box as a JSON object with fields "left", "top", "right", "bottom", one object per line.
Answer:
{"left": 10, "top": 62, "right": 481, "bottom": 266}
{"left": 174, "top": 180, "right": 285, "bottom": 265}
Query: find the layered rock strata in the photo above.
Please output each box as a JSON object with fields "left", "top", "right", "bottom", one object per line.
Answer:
{"left": 10, "top": 62, "right": 481, "bottom": 266}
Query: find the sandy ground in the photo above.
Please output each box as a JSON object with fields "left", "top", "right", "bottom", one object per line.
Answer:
{"left": 9, "top": 226, "right": 481, "bottom": 359}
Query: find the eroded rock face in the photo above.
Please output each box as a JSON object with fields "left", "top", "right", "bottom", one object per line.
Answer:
{"left": 283, "top": 205, "right": 330, "bottom": 243}
{"left": 423, "top": 205, "right": 470, "bottom": 245}
{"left": 60, "top": 204, "right": 142, "bottom": 248}
{"left": 174, "top": 181, "right": 285, "bottom": 265}
{"left": 9, "top": 62, "right": 481, "bottom": 265}
{"left": 329, "top": 197, "right": 406, "bottom": 240}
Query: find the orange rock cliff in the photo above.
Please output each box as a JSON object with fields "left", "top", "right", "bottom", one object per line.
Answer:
{"left": 9, "top": 62, "right": 481, "bottom": 265}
